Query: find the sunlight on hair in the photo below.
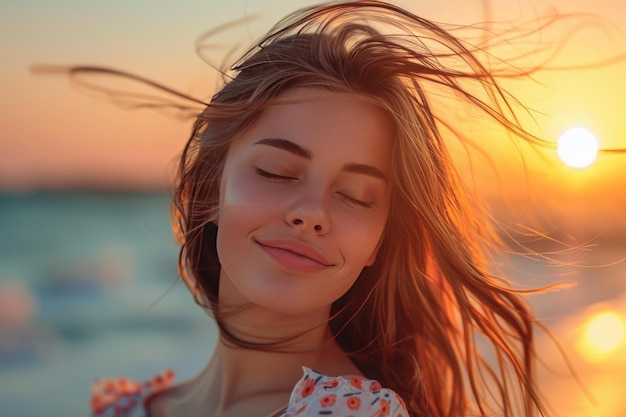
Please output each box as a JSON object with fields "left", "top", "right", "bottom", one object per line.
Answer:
{"left": 557, "top": 127, "right": 599, "bottom": 168}
{"left": 578, "top": 310, "right": 625, "bottom": 362}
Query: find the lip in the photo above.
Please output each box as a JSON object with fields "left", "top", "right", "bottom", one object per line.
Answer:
{"left": 256, "top": 238, "right": 335, "bottom": 272}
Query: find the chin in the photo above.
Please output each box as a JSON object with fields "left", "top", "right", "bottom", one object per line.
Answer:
{"left": 253, "top": 293, "right": 334, "bottom": 318}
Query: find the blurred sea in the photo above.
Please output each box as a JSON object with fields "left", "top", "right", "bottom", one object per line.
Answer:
{"left": 0, "top": 192, "right": 624, "bottom": 417}
{"left": 0, "top": 192, "right": 216, "bottom": 417}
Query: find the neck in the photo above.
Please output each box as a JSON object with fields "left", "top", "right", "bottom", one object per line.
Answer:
{"left": 179, "top": 324, "right": 357, "bottom": 416}
{"left": 172, "top": 307, "right": 360, "bottom": 417}
{"left": 167, "top": 269, "right": 362, "bottom": 416}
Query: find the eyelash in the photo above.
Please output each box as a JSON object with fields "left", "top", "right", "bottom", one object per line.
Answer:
{"left": 255, "top": 168, "right": 373, "bottom": 209}
{"left": 340, "top": 193, "right": 373, "bottom": 209}
{"left": 255, "top": 168, "right": 296, "bottom": 182}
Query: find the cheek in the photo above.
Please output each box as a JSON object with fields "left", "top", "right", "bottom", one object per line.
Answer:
{"left": 214, "top": 198, "right": 267, "bottom": 304}
{"left": 336, "top": 213, "right": 386, "bottom": 272}
{"left": 221, "top": 169, "right": 261, "bottom": 209}
{"left": 216, "top": 170, "right": 283, "bottom": 272}
{"left": 215, "top": 206, "right": 247, "bottom": 260}
{"left": 219, "top": 162, "right": 292, "bottom": 213}
{"left": 340, "top": 205, "right": 388, "bottom": 252}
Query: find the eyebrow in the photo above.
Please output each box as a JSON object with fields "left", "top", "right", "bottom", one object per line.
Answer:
{"left": 255, "top": 137, "right": 388, "bottom": 183}
{"left": 341, "top": 162, "right": 388, "bottom": 183}
{"left": 255, "top": 138, "right": 311, "bottom": 159}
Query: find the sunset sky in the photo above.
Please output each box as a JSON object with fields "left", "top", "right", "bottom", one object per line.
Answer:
{"left": 1, "top": 4, "right": 626, "bottom": 416}
{"left": 2, "top": 0, "right": 626, "bottom": 233}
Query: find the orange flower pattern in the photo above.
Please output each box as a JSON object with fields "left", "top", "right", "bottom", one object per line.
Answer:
{"left": 347, "top": 396, "right": 361, "bottom": 410}
{"left": 90, "top": 369, "right": 175, "bottom": 417}
{"left": 280, "top": 367, "right": 409, "bottom": 417}
{"left": 320, "top": 394, "right": 337, "bottom": 408}
{"left": 89, "top": 367, "right": 409, "bottom": 417}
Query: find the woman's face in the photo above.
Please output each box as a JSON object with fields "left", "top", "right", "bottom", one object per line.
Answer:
{"left": 215, "top": 89, "right": 393, "bottom": 316}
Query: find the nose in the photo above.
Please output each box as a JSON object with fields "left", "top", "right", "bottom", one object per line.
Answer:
{"left": 285, "top": 196, "right": 330, "bottom": 235}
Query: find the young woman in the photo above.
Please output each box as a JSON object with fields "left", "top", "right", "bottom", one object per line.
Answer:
{"left": 87, "top": 1, "right": 580, "bottom": 416}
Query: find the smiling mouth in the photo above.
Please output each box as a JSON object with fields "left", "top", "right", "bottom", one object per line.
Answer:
{"left": 256, "top": 241, "right": 333, "bottom": 272}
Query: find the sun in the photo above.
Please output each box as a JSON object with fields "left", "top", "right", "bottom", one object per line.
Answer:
{"left": 557, "top": 127, "right": 599, "bottom": 168}
{"left": 578, "top": 310, "right": 625, "bottom": 362}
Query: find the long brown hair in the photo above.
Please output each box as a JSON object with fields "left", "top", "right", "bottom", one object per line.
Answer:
{"left": 171, "top": 1, "right": 558, "bottom": 416}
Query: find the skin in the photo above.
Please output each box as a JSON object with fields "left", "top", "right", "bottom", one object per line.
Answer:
{"left": 150, "top": 89, "right": 394, "bottom": 417}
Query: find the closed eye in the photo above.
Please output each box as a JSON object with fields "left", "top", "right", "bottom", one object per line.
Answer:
{"left": 257, "top": 168, "right": 373, "bottom": 208}
{"left": 338, "top": 192, "right": 373, "bottom": 209}
{"left": 256, "top": 168, "right": 298, "bottom": 182}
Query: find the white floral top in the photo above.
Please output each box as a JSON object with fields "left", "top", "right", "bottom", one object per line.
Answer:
{"left": 279, "top": 367, "right": 409, "bottom": 417}
{"left": 91, "top": 367, "right": 409, "bottom": 417}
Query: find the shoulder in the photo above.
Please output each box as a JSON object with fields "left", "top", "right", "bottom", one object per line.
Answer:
{"left": 280, "top": 367, "right": 409, "bottom": 417}
{"left": 90, "top": 369, "right": 175, "bottom": 417}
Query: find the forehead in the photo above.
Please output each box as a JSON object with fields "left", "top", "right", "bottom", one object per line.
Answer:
{"left": 238, "top": 88, "right": 395, "bottom": 153}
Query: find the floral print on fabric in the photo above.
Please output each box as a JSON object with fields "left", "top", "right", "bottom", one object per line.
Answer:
{"left": 280, "top": 367, "right": 409, "bottom": 417}
{"left": 90, "top": 367, "right": 408, "bottom": 417}
{"left": 90, "top": 369, "right": 175, "bottom": 417}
